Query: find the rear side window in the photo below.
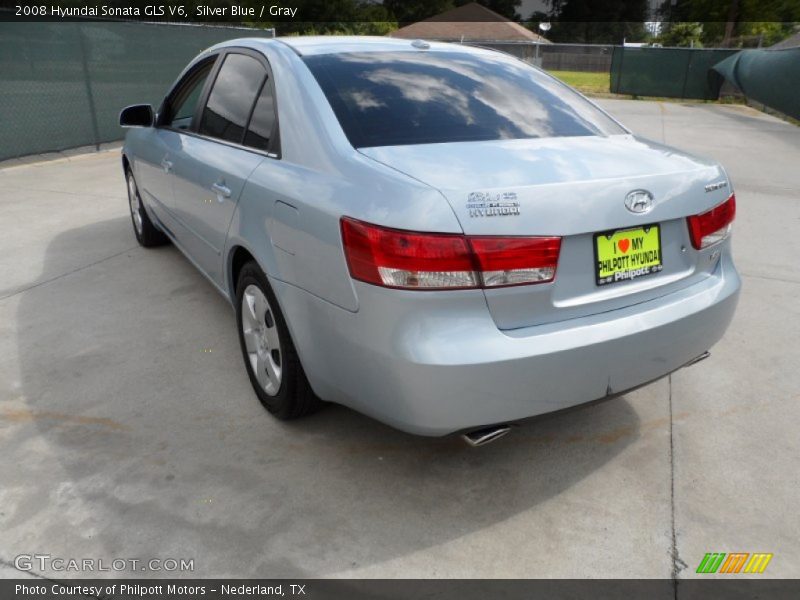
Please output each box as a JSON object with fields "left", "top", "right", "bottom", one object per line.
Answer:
{"left": 244, "top": 79, "right": 277, "bottom": 152}
{"left": 199, "top": 53, "right": 266, "bottom": 144}
{"left": 304, "top": 51, "right": 625, "bottom": 148}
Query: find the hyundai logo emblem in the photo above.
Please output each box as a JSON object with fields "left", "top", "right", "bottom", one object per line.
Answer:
{"left": 624, "top": 189, "right": 654, "bottom": 214}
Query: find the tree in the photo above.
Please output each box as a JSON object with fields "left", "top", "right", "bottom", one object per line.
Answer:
{"left": 384, "top": 0, "right": 523, "bottom": 24}
{"left": 383, "top": 0, "right": 455, "bottom": 24}
{"left": 455, "top": 0, "right": 523, "bottom": 20}
{"left": 659, "top": 22, "right": 704, "bottom": 47}
{"left": 263, "top": 0, "right": 397, "bottom": 35}
{"left": 657, "top": 0, "right": 800, "bottom": 47}
{"left": 541, "top": 0, "right": 649, "bottom": 43}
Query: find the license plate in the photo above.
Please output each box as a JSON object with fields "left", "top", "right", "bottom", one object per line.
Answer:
{"left": 594, "top": 225, "right": 663, "bottom": 286}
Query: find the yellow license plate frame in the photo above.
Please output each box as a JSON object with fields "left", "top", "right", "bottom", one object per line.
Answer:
{"left": 594, "top": 224, "right": 663, "bottom": 286}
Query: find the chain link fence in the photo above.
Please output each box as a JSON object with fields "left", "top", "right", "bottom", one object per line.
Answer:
{"left": 0, "top": 21, "right": 274, "bottom": 161}
{"left": 474, "top": 42, "right": 752, "bottom": 103}
{"left": 469, "top": 41, "right": 614, "bottom": 72}
{"left": 3, "top": 27, "right": 783, "bottom": 161}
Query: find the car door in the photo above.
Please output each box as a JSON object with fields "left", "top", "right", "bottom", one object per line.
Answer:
{"left": 169, "top": 50, "right": 270, "bottom": 288}
{"left": 136, "top": 57, "right": 217, "bottom": 230}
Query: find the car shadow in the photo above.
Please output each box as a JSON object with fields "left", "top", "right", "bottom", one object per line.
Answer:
{"left": 11, "top": 216, "right": 642, "bottom": 578}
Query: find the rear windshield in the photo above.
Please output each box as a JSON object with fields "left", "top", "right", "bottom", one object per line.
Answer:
{"left": 303, "top": 50, "right": 625, "bottom": 148}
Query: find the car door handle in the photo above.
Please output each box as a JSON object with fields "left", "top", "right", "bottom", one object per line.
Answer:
{"left": 160, "top": 158, "right": 173, "bottom": 173}
{"left": 211, "top": 182, "right": 231, "bottom": 199}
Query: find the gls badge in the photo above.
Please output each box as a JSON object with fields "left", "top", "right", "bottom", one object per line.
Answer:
{"left": 624, "top": 189, "right": 654, "bottom": 214}
{"left": 467, "top": 191, "right": 520, "bottom": 218}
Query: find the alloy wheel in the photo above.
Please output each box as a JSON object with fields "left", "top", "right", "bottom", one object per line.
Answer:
{"left": 127, "top": 174, "right": 144, "bottom": 236}
{"left": 241, "top": 284, "right": 283, "bottom": 395}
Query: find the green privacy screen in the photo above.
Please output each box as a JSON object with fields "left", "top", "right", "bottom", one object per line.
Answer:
{"left": 712, "top": 48, "right": 800, "bottom": 120}
{"left": 610, "top": 47, "right": 738, "bottom": 100}
{"left": 0, "top": 21, "right": 275, "bottom": 161}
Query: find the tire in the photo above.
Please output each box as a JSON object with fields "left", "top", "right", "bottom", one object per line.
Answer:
{"left": 126, "top": 169, "right": 168, "bottom": 247}
{"left": 235, "top": 260, "right": 321, "bottom": 419}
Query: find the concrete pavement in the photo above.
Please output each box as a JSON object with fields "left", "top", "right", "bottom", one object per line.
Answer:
{"left": 0, "top": 100, "right": 797, "bottom": 581}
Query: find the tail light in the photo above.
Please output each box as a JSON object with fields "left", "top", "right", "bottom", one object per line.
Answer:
{"left": 341, "top": 217, "right": 561, "bottom": 290}
{"left": 687, "top": 194, "right": 736, "bottom": 250}
{"left": 469, "top": 236, "right": 561, "bottom": 287}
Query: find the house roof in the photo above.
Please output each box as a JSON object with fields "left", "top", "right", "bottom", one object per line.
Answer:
{"left": 389, "top": 2, "right": 550, "bottom": 43}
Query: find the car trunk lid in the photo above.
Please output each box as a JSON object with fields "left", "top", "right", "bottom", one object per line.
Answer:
{"left": 359, "top": 135, "right": 732, "bottom": 329}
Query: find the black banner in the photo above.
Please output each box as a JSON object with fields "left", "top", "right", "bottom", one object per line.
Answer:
{"left": 1, "top": 0, "right": 797, "bottom": 23}
{"left": 4, "top": 579, "right": 800, "bottom": 600}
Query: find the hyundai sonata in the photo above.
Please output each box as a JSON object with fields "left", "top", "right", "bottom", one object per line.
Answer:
{"left": 120, "top": 37, "right": 740, "bottom": 444}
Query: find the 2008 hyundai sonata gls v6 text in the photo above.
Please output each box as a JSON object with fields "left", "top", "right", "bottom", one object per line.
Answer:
{"left": 120, "top": 36, "right": 740, "bottom": 443}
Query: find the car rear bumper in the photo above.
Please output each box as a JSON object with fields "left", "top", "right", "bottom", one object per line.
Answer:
{"left": 273, "top": 253, "right": 740, "bottom": 436}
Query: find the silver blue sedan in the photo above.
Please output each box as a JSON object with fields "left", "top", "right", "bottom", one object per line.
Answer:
{"left": 120, "top": 37, "right": 740, "bottom": 444}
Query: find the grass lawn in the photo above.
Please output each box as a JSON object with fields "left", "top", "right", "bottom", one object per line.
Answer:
{"left": 547, "top": 70, "right": 611, "bottom": 95}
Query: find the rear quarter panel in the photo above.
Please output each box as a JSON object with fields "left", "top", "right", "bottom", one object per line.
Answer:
{"left": 223, "top": 42, "right": 465, "bottom": 312}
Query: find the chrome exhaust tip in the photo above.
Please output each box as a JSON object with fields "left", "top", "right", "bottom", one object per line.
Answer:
{"left": 683, "top": 351, "right": 711, "bottom": 368}
{"left": 461, "top": 425, "right": 512, "bottom": 447}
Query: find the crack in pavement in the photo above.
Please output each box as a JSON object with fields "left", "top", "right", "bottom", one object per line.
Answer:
{"left": 658, "top": 102, "right": 668, "bottom": 144}
{"left": 0, "top": 246, "right": 140, "bottom": 302}
{"left": 669, "top": 374, "right": 688, "bottom": 598}
{"left": 739, "top": 271, "right": 800, "bottom": 286}
{"left": 0, "top": 557, "right": 47, "bottom": 580}
{"left": 0, "top": 180, "right": 125, "bottom": 200}
{"left": 0, "top": 557, "right": 102, "bottom": 598}
{"left": 0, "top": 148, "right": 122, "bottom": 173}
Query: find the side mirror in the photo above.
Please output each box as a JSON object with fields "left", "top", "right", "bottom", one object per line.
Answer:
{"left": 119, "top": 104, "right": 154, "bottom": 128}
